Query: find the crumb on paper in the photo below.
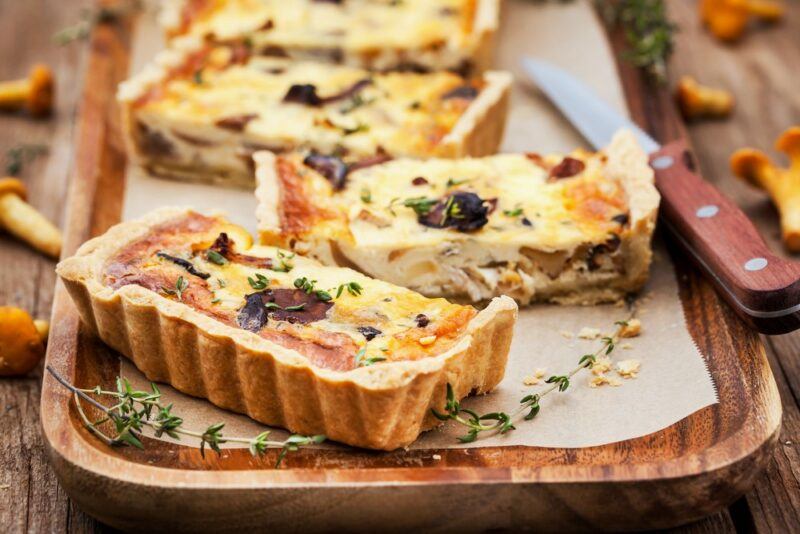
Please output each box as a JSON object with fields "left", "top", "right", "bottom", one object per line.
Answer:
{"left": 432, "top": 454, "right": 442, "bottom": 460}
{"left": 578, "top": 327, "right": 601, "bottom": 339}
{"left": 523, "top": 375, "right": 541, "bottom": 386}
{"left": 619, "top": 318, "right": 642, "bottom": 338}
{"left": 589, "top": 375, "right": 622, "bottom": 388}
{"left": 622, "top": 343, "right": 634, "bottom": 350}
{"left": 591, "top": 356, "right": 613, "bottom": 375}
{"left": 523, "top": 368, "right": 548, "bottom": 386}
{"left": 617, "top": 359, "right": 641, "bottom": 378}
{"left": 560, "top": 330, "right": 573, "bottom": 339}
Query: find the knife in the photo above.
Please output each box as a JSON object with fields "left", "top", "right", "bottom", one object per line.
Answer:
{"left": 523, "top": 57, "right": 800, "bottom": 335}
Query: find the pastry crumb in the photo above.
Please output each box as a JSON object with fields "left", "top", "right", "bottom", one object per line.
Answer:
{"left": 577, "top": 327, "right": 601, "bottom": 339}
{"left": 591, "top": 356, "right": 613, "bottom": 375}
{"left": 621, "top": 343, "right": 634, "bottom": 350}
{"left": 616, "top": 359, "right": 641, "bottom": 378}
{"left": 523, "top": 375, "right": 541, "bottom": 386}
{"left": 619, "top": 318, "right": 642, "bottom": 338}
{"left": 523, "top": 368, "right": 548, "bottom": 386}
{"left": 589, "top": 375, "right": 622, "bottom": 388}
{"left": 432, "top": 454, "right": 442, "bottom": 460}
{"left": 560, "top": 330, "right": 573, "bottom": 339}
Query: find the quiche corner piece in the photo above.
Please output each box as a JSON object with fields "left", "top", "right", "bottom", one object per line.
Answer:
{"left": 254, "top": 129, "right": 660, "bottom": 306}
{"left": 55, "top": 207, "right": 518, "bottom": 450}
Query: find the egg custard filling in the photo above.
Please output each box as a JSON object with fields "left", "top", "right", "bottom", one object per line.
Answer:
{"left": 101, "top": 211, "right": 479, "bottom": 371}
{"left": 159, "top": 0, "right": 499, "bottom": 74}
{"left": 118, "top": 39, "right": 510, "bottom": 187}
{"left": 256, "top": 130, "right": 661, "bottom": 305}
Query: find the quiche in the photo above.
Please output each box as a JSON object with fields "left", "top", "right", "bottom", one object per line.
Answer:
{"left": 255, "top": 130, "right": 660, "bottom": 305}
{"left": 56, "top": 208, "right": 517, "bottom": 450}
{"left": 118, "top": 37, "right": 511, "bottom": 187}
{"left": 159, "top": 0, "right": 499, "bottom": 74}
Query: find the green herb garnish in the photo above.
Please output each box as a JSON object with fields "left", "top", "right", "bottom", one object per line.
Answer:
{"left": 248, "top": 273, "right": 269, "bottom": 290}
{"left": 45, "top": 366, "right": 324, "bottom": 468}
{"left": 403, "top": 197, "right": 438, "bottom": 216}
{"left": 162, "top": 276, "right": 189, "bottom": 301}
{"left": 206, "top": 250, "right": 228, "bottom": 265}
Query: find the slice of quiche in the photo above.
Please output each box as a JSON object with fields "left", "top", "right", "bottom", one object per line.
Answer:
{"left": 118, "top": 37, "right": 511, "bottom": 187}
{"left": 56, "top": 208, "right": 517, "bottom": 450}
{"left": 159, "top": 0, "right": 499, "bottom": 74}
{"left": 255, "top": 130, "right": 660, "bottom": 305}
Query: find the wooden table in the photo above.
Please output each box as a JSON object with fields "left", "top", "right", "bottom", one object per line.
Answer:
{"left": 0, "top": 1, "right": 797, "bottom": 532}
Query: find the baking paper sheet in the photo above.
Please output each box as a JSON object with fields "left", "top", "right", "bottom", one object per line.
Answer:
{"left": 120, "top": 0, "right": 718, "bottom": 451}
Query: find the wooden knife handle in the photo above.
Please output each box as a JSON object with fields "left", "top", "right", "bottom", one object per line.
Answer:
{"left": 651, "top": 139, "right": 800, "bottom": 334}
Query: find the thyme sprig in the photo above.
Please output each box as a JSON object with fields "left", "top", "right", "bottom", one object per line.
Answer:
{"left": 598, "top": 0, "right": 676, "bottom": 83}
{"left": 52, "top": 0, "right": 143, "bottom": 45}
{"left": 432, "top": 318, "right": 629, "bottom": 443}
{"left": 46, "top": 366, "right": 325, "bottom": 467}
{"left": 5, "top": 144, "right": 48, "bottom": 176}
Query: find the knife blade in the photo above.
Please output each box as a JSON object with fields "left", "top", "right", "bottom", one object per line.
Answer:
{"left": 522, "top": 57, "right": 800, "bottom": 334}
{"left": 523, "top": 58, "right": 659, "bottom": 153}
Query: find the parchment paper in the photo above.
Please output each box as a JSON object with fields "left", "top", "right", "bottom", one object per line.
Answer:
{"left": 120, "top": 0, "right": 718, "bottom": 451}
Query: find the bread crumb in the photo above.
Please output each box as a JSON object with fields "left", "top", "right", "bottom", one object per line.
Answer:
{"left": 432, "top": 454, "right": 442, "bottom": 460}
{"left": 619, "top": 318, "right": 642, "bottom": 338}
{"left": 591, "top": 356, "right": 613, "bottom": 375}
{"left": 523, "top": 375, "right": 541, "bottom": 386}
{"left": 418, "top": 335, "right": 437, "bottom": 346}
{"left": 621, "top": 343, "right": 634, "bottom": 350}
{"left": 578, "top": 327, "right": 601, "bottom": 339}
{"left": 560, "top": 330, "right": 573, "bottom": 339}
{"left": 616, "top": 359, "right": 641, "bottom": 378}
{"left": 589, "top": 375, "right": 622, "bottom": 388}
{"left": 523, "top": 368, "right": 548, "bottom": 386}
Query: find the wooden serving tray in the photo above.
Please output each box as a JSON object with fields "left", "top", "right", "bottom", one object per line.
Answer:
{"left": 41, "top": 4, "right": 781, "bottom": 531}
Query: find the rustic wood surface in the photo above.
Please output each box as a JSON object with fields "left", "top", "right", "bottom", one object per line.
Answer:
{"left": 0, "top": 0, "right": 798, "bottom": 532}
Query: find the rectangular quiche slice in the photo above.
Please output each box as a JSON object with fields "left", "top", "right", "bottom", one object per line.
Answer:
{"left": 159, "top": 0, "right": 499, "bottom": 74}
{"left": 56, "top": 208, "right": 517, "bottom": 450}
{"left": 255, "top": 130, "right": 660, "bottom": 305}
{"left": 118, "top": 38, "right": 511, "bottom": 187}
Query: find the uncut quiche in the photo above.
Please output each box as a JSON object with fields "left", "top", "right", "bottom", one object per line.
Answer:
{"left": 56, "top": 208, "right": 517, "bottom": 450}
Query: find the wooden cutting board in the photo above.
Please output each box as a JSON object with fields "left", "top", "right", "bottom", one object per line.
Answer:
{"left": 40, "top": 2, "right": 781, "bottom": 531}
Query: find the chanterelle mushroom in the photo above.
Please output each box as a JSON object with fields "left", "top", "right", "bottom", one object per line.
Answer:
{"left": 731, "top": 127, "right": 800, "bottom": 251}
{"left": 0, "top": 177, "right": 62, "bottom": 258}
{"left": 0, "top": 306, "right": 48, "bottom": 376}
{"left": 700, "top": 0, "right": 784, "bottom": 42}
{"left": 0, "top": 64, "right": 54, "bottom": 117}
{"left": 676, "top": 76, "right": 734, "bottom": 120}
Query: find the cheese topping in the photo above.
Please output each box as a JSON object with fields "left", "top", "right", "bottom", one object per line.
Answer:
{"left": 163, "top": 0, "right": 480, "bottom": 61}
{"left": 283, "top": 150, "right": 629, "bottom": 253}
{"left": 130, "top": 44, "right": 486, "bottom": 159}
{"left": 102, "top": 212, "right": 475, "bottom": 371}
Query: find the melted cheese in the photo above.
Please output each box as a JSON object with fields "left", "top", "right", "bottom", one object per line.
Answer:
{"left": 107, "top": 214, "right": 474, "bottom": 368}
{"left": 164, "top": 0, "right": 478, "bottom": 54}
{"left": 300, "top": 151, "right": 628, "bottom": 253}
{"left": 133, "top": 51, "right": 483, "bottom": 158}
